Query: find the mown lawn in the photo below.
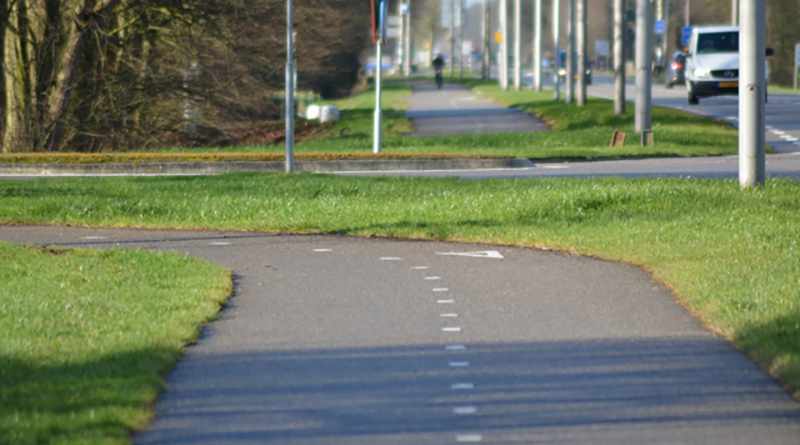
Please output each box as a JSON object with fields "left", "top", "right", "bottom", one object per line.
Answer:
{"left": 0, "top": 242, "right": 231, "bottom": 445}
{"left": 0, "top": 174, "right": 798, "bottom": 401}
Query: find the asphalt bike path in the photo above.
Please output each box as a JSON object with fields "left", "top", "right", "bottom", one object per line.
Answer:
{"left": 2, "top": 226, "right": 799, "bottom": 444}
{"left": 407, "top": 82, "right": 547, "bottom": 136}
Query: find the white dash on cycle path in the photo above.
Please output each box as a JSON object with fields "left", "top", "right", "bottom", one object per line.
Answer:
{"left": 380, "top": 257, "right": 403, "bottom": 261}
{"left": 442, "top": 327, "right": 462, "bottom": 333}
{"left": 449, "top": 361, "right": 470, "bottom": 367}
{"left": 440, "top": 313, "right": 459, "bottom": 318}
{"left": 446, "top": 344, "right": 467, "bottom": 351}
{"left": 453, "top": 406, "right": 478, "bottom": 415}
{"left": 437, "top": 299, "right": 456, "bottom": 304}
{"left": 209, "top": 242, "right": 232, "bottom": 246}
{"left": 452, "top": 383, "right": 475, "bottom": 390}
{"left": 82, "top": 236, "right": 108, "bottom": 241}
{"left": 456, "top": 434, "right": 483, "bottom": 442}
{"left": 411, "top": 266, "right": 430, "bottom": 270}
{"left": 425, "top": 276, "right": 442, "bottom": 281}
{"left": 433, "top": 288, "right": 449, "bottom": 292}
{"left": 313, "top": 249, "right": 332, "bottom": 253}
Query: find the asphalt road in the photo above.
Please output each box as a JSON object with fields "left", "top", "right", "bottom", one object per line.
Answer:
{"left": 3, "top": 225, "right": 799, "bottom": 444}
{"left": 407, "top": 82, "right": 547, "bottom": 136}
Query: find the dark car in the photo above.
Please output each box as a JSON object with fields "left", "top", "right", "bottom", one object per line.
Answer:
{"left": 666, "top": 51, "right": 686, "bottom": 89}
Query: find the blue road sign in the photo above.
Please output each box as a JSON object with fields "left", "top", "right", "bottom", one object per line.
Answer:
{"left": 655, "top": 20, "right": 666, "bottom": 35}
{"left": 681, "top": 26, "right": 693, "bottom": 47}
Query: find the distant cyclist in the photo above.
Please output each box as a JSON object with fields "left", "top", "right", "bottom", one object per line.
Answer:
{"left": 432, "top": 54, "right": 445, "bottom": 90}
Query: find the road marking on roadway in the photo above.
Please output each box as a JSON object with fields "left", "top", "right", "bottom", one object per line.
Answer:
{"left": 437, "top": 299, "right": 456, "bottom": 304}
{"left": 456, "top": 434, "right": 483, "bottom": 442}
{"left": 437, "top": 250, "right": 504, "bottom": 259}
{"left": 442, "top": 326, "right": 462, "bottom": 333}
{"left": 425, "top": 276, "right": 442, "bottom": 281}
{"left": 724, "top": 116, "right": 738, "bottom": 121}
{"left": 81, "top": 236, "right": 108, "bottom": 241}
{"left": 538, "top": 164, "right": 569, "bottom": 170}
{"left": 411, "top": 266, "right": 430, "bottom": 270}
{"left": 440, "top": 313, "right": 459, "bottom": 318}
{"left": 209, "top": 242, "right": 232, "bottom": 246}
{"left": 446, "top": 344, "right": 467, "bottom": 351}
{"left": 782, "top": 136, "right": 799, "bottom": 142}
{"left": 453, "top": 406, "right": 478, "bottom": 415}
{"left": 449, "top": 361, "right": 470, "bottom": 367}
{"left": 433, "top": 288, "right": 450, "bottom": 292}
{"left": 313, "top": 248, "right": 332, "bottom": 253}
{"left": 380, "top": 257, "right": 403, "bottom": 261}
{"left": 451, "top": 383, "right": 475, "bottom": 390}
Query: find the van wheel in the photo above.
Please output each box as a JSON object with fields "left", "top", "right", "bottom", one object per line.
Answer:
{"left": 688, "top": 93, "right": 699, "bottom": 105}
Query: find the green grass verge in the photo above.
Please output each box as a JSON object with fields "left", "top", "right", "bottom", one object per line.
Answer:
{"left": 0, "top": 174, "right": 798, "bottom": 400}
{"left": 771, "top": 84, "right": 800, "bottom": 95}
{"left": 0, "top": 78, "right": 740, "bottom": 163}
{"left": 0, "top": 242, "right": 231, "bottom": 445}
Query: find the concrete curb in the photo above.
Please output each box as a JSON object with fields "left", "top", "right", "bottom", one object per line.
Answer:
{"left": 0, "top": 158, "right": 534, "bottom": 176}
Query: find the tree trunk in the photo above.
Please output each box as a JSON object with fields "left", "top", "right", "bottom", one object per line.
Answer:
{"left": 0, "top": 0, "right": 6, "bottom": 140}
{"left": 3, "top": 0, "right": 36, "bottom": 152}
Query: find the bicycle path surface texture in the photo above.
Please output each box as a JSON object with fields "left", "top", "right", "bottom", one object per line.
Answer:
{"left": 2, "top": 225, "right": 799, "bottom": 444}
{"left": 406, "top": 82, "right": 547, "bottom": 136}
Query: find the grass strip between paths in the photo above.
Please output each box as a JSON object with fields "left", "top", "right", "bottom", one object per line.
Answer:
{"left": 0, "top": 242, "right": 232, "bottom": 445}
{"left": 0, "top": 173, "right": 798, "bottom": 402}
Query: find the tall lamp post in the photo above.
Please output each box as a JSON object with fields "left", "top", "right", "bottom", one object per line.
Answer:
{"left": 285, "top": 0, "right": 295, "bottom": 172}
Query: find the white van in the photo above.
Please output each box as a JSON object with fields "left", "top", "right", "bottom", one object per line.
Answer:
{"left": 685, "top": 26, "right": 771, "bottom": 105}
{"left": 685, "top": 26, "right": 741, "bottom": 105}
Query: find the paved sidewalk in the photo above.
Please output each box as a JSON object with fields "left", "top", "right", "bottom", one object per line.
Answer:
{"left": 407, "top": 83, "right": 547, "bottom": 136}
{"left": 1, "top": 226, "right": 799, "bottom": 444}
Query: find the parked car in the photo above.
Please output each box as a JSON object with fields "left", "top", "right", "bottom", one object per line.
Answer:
{"left": 666, "top": 51, "right": 686, "bottom": 89}
{"left": 685, "top": 25, "right": 773, "bottom": 105}
{"left": 556, "top": 50, "right": 593, "bottom": 85}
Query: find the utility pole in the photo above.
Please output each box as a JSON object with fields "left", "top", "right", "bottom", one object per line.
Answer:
{"left": 373, "top": 0, "right": 386, "bottom": 154}
{"left": 514, "top": 0, "right": 522, "bottom": 89}
{"left": 553, "top": 0, "right": 562, "bottom": 101}
{"left": 405, "top": 1, "right": 413, "bottom": 76}
{"left": 662, "top": 0, "right": 670, "bottom": 83}
{"left": 450, "top": 0, "right": 456, "bottom": 75}
{"left": 566, "top": 0, "right": 576, "bottom": 103}
{"left": 533, "top": 0, "right": 543, "bottom": 91}
{"left": 614, "top": 0, "right": 626, "bottom": 115}
{"left": 285, "top": 0, "right": 295, "bottom": 172}
{"left": 635, "top": 0, "right": 653, "bottom": 142}
{"left": 482, "top": 0, "right": 490, "bottom": 80}
{"left": 576, "top": 0, "right": 587, "bottom": 105}
{"left": 460, "top": 0, "right": 466, "bottom": 78}
{"left": 684, "top": 0, "right": 690, "bottom": 26}
{"left": 731, "top": 0, "right": 738, "bottom": 26}
{"left": 500, "top": 0, "right": 509, "bottom": 89}
{"left": 739, "top": 0, "right": 766, "bottom": 188}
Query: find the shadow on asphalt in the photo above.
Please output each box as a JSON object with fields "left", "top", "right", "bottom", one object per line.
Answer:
{"left": 136, "top": 338, "right": 800, "bottom": 444}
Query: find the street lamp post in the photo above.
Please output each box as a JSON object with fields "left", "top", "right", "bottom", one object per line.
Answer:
{"left": 533, "top": 0, "right": 543, "bottom": 91}
{"left": 739, "top": 0, "right": 766, "bottom": 188}
{"left": 553, "top": 0, "right": 562, "bottom": 101}
{"left": 635, "top": 0, "right": 653, "bottom": 142}
{"left": 285, "top": 0, "right": 295, "bottom": 172}
{"left": 613, "top": 0, "right": 626, "bottom": 115}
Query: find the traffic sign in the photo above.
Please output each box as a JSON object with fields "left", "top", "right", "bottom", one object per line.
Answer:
{"left": 494, "top": 31, "right": 503, "bottom": 44}
{"left": 681, "top": 26, "right": 693, "bottom": 48}
{"left": 370, "top": 0, "right": 389, "bottom": 43}
{"left": 795, "top": 43, "right": 800, "bottom": 66}
{"left": 655, "top": 20, "right": 666, "bottom": 35}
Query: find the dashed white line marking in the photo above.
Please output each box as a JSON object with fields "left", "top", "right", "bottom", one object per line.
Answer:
{"left": 782, "top": 136, "right": 799, "bottom": 142}
{"left": 446, "top": 344, "right": 467, "bottom": 351}
{"left": 425, "top": 276, "right": 442, "bottom": 281}
{"left": 433, "top": 288, "right": 450, "bottom": 292}
{"left": 440, "top": 313, "right": 459, "bottom": 318}
{"left": 313, "top": 249, "right": 332, "bottom": 253}
{"left": 81, "top": 236, "right": 108, "bottom": 241}
{"left": 451, "top": 383, "right": 476, "bottom": 390}
{"left": 453, "top": 406, "right": 478, "bottom": 415}
{"left": 380, "top": 257, "right": 403, "bottom": 261}
{"left": 449, "top": 361, "right": 470, "bottom": 367}
{"left": 437, "top": 250, "right": 504, "bottom": 259}
{"left": 442, "top": 327, "right": 462, "bottom": 333}
{"left": 437, "top": 299, "right": 456, "bottom": 304}
{"left": 724, "top": 116, "right": 738, "bottom": 121}
{"left": 411, "top": 266, "right": 430, "bottom": 270}
{"left": 456, "top": 434, "right": 483, "bottom": 442}
{"left": 209, "top": 242, "right": 232, "bottom": 246}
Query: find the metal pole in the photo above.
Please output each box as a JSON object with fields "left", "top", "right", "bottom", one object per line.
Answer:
{"left": 576, "top": 0, "right": 586, "bottom": 105}
{"left": 405, "top": 1, "right": 413, "bottom": 76}
{"left": 533, "top": 0, "right": 543, "bottom": 91}
{"left": 285, "top": 0, "right": 295, "bottom": 173}
{"left": 739, "top": 0, "right": 766, "bottom": 188}
{"left": 373, "top": 37, "right": 383, "bottom": 154}
{"left": 460, "top": 0, "right": 466, "bottom": 79}
{"left": 662, "top": 0, "right": 670, "bottom": 82}
{"left": 553, "top": 0, "right": 562, "bottom": 101}
{"left": 684, "top": 0, "right": 690, "bottom": 26}
{"left": 614, "top": 0, "right": 626, "bottom": 115}
{"left": 451, "top": 0, "right": 458, "bottom": 76}
{"left": 731, "top": 0, "right": 738, "bottom": 26}
{"left": 795, "top": 43, "right": 799, "bottom": 91}
{"left": 500, "top": 0, "right": 509, "bottom": 89}
{"left": 514, "top": 0, "right": 522, "bottom": 89}
{"left": 566, "top": 0, "right": 576, "bottom": 103}
{"left": 482, "top": 0, "right": 490, "bottom": 79}
{"left": 635, "top": 0, "right": 653, "bottom": 139}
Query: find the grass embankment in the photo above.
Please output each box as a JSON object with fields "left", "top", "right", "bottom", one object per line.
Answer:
{"left": 1, "top": 78, "right": 739, "bottom": 163}
{"left": 1, "top": 174, "right": 798, "bottom": 399}
{"left": 0, "top": 243, "right": 231, "bottom": 445}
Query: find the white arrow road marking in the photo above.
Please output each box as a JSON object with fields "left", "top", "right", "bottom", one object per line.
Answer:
{"left": 436, "top": 250, "right": 504, "bottom": 259}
